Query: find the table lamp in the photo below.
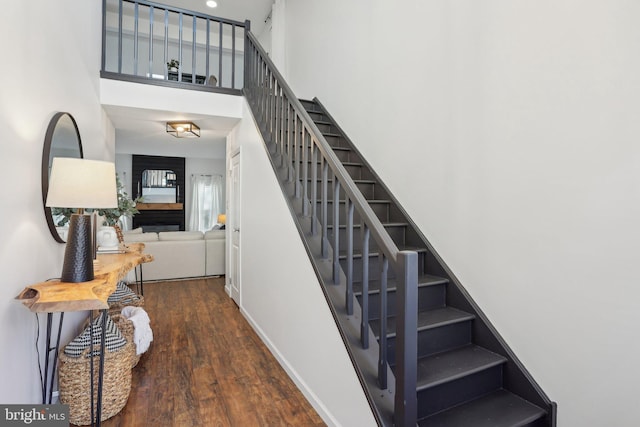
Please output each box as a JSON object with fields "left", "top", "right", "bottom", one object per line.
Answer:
{"left": 46, "top": 158, "right": 118, "bottom": 282}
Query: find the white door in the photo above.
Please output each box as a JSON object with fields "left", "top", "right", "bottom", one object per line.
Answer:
{"left": 228, "top": 152, "right": 241, "bottom": 305}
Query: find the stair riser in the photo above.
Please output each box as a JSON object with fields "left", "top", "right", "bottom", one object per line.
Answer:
{"left": 417, "top": 365, "right": 504, "bottom": 419}
{"left": 299, "top": 100, "right": 319, "bottom": 111}
{"left": 342, "top": 253, "right": 398, "bottom": 281}
{"left": 330, "top": 225, "right": 406, "bottom": 251}
{"left": 313, "top": 122, "right": 333, "bottom": 133}
{"left": 311, "top": 180, "right": 376, "bottom": 200}
{"left": 294, "top": 145, "right": 355, "bottom": 163}
{"left": 281, "top": 128, "right": 350, "bottom": 148}
{"left": 296, "top": 161, "right": 363, "bottom": 180}
{"left": 283, "top": 119, "right": 335, "bottom": 133}
{"left": 317, "top": 201, "right": 390, "bottom": 226}
{"left": 319, "top": 146, "right": 355, "bottom": 163}
{"left": 322, "top": 133, "right": 347, "bottom": 148}
{"left": 340, "top": 252, "right": 426, "bottom": 282}
{"left": 385, "top": 321, "right": 473, "bottom": 365}
{"left": 306, "top": 111, "right": 327, "bottom": 122}
{"left": 357, "top": 284, "right": 446, "bottom": 320}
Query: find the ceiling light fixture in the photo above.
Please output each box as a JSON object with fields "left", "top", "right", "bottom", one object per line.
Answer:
{"left": 166, "top": 121, "right": 200, "bottom": 138}
{"left": 206, "top": 1, "right": 217, "bottom": 8}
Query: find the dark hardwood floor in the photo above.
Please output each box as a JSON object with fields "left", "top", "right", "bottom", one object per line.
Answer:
{"left": 100, "top": 278, "right": 325, "bottom": 427}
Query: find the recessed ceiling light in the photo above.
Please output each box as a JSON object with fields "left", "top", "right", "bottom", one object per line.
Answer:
{"left": 206, "top": 0, "right": 217, "bottom": 7}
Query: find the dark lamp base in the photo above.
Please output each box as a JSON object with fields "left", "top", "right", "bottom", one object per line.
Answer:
{"left": 61, "top": 214, "right": 94, "bottom": 283}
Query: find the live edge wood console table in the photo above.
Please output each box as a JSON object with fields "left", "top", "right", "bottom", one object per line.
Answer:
{"left": 15, "top": 243, "right": 153, "bottom": 427}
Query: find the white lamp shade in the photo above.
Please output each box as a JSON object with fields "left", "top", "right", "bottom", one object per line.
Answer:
{"left": 46, "top": 158, "right": 118, "bottom": 209}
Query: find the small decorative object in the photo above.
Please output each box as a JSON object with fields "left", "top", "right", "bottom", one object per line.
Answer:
{"left": 97, "top": 226, "right": 120, "bottom": 251}
{"left": 97, "top": 174, "right": 142, "bottom": 244}
{"left": 167, "top": 59, "right": 179, "bottom": 72}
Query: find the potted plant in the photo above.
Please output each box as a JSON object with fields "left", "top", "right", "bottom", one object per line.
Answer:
{"left": 51, "top": 207, "right": 76, "bottom": 227}
{"left": 97, "top": 175, "right": 142, "bottom": 246}
{"left": 167, "top": 59, "right": 179, "bottom": 72}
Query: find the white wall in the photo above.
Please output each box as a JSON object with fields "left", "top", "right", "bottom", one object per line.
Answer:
{"left": 0, "top": 0, "right": 113, "bottom": 403}
{"left": 227, "top": 100, "right": 376, "bottom": 427}
{"left": 281, "top": 1, "right": 640, "bottom": 426}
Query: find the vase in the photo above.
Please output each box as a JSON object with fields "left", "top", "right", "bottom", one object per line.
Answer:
{"left": 97, "top": 226, "right": 120, "bottom": 251}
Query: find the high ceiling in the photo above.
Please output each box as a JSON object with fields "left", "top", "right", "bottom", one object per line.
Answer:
{"left": 106, "top": 0, "right": 274, "bottom": 159}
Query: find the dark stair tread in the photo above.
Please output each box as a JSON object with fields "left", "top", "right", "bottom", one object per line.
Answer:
{"left": 308, "top": 118, "right": 331, "bottom": 125}
{"left": 418, "top": 389, "right": 546, "bottom": 427}
{"left": 370, "top": 307, "right": 475, "bottom": 338}
{"left": 320, "top": 199, "right": 391, "bottom": 205}
{"left": 416, "top": 345, "right": 506, "bottom": 390}
{"left": 296, "top": 144, "right": 350, "bottom": 151}
{"left": 300, "top": 160, "right": 361, "bottom": 166}
{"left": 354, "top": 274, "right": 449, "bottom": 294}
{"left": 308, "top": 178, "right": 376, "bottom": 184}
{"left": 337, "top": 246, "right": 428, "bottom": 260}
{"left": 327, "top": 222, "right": 408, "bottom": 230}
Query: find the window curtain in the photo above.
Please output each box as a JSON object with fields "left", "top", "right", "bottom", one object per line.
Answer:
{"left": 188, "top": 174, "right": 223, "bottom": 232}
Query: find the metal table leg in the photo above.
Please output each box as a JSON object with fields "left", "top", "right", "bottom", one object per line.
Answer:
{"left": 134, "top": 264, "right": 144, "bottom": 296}
{"left": 41, "top": 312, "right": 64, "bottom": 404}
{"left": 96, "top": 309, "right": 107, "bottom": 427}
{"left": 88, "top": 310, "right": 107, "bottom": 427}
{"left": 139, "top": 265, "right": 144, "bottom": 296}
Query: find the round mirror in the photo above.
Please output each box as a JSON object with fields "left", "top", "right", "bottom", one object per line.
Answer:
{"left": 42, "top": 112, "right": 83, "bottom": 243}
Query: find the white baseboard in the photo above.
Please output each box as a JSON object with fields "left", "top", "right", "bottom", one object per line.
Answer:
{"left": 240, "top": 308, "right": 340, "bottom": 427}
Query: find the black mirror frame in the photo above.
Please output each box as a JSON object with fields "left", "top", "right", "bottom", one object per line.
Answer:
{"left": 42, "top": 112, "right": 84, "bottom": 243}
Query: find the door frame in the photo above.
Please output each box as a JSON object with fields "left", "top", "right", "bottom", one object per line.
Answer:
{"left": 226, "top": 149, "right": 241, "bottom": 305}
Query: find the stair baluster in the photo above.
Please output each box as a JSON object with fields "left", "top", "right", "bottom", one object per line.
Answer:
{"left": 360, "top": 224, "right": 370, "bottom": 349}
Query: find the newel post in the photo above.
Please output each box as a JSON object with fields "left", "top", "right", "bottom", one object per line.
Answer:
{"left": 395, "top": 251, "right": 418, "bottom": 427}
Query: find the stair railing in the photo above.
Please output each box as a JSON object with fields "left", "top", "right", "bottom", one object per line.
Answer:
{"left": 244, "top": 31, "right": 418, "bottom": 427}
{"left": 101, "top": 0, "right": 246, "bottom": 94}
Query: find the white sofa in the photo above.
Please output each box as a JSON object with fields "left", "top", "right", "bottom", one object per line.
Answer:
{"left": 123, "top": 229, "right": 225, "bottom": 281}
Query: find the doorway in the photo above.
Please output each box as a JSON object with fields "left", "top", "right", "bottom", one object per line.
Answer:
{"left": 227, "top": 151, "right": 241, "bottom": 305}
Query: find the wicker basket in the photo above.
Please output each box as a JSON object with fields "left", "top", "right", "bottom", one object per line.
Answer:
{"left": 111, "top": 313, "right": 141, "bottom": 368}
{"left": 109, "top": 294, "right": 144, "bottom": 312}
{"left": 58, "top": 344, "right": 132, "bottom": 425}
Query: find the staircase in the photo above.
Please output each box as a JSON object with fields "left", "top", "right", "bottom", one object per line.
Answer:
{"left": 243, "top": 31, "right": 556, "bottom": 426}
{"left": 299, "top": 98, "right": 554, "bottom": 426}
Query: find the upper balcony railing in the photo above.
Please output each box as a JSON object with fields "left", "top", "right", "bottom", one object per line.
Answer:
{"left": 101, "top": 0, "right": 248, "bottom": 95}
